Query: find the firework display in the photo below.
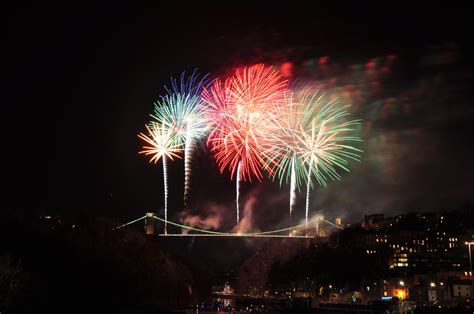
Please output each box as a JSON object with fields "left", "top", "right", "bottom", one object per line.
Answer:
{"left": 267, "top": 87, "right": 362, "bottom": 233}
{"left": 138, "top": 122, "right": 184, "bottom": 233}
{"left": 138, "top": 64, "right": 362, "bottom": 231}
{"left": 151, "top": 71, "right": 211, "bottom": 209}
{"left": 201, "top": 64, "right": 289, "bottom": 223}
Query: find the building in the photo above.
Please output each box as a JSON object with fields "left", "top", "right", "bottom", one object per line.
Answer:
{"left": 355, "top": 213, "right": 470, "bottom": 273}
{"left": 379, "top": 271, "right": 473, "bottom": 304}
{"left": 450, "top": 279, "right": 472, "bottom": 299}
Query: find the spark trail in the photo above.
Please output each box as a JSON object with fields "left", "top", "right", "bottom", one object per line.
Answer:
{"left": 305, "top": 161, "right": 312, "bottom": 234}
{"left": 184, "top": 125, "right": 194, "bottom": 208}
{"left": 162, "top": 154, "right": 168, "bottom": 233}
{"left": 289, "top": 156, "right": 297, "bottom": 228}
{"left": 236, "top": 160, "right": 242, "bottom": 224}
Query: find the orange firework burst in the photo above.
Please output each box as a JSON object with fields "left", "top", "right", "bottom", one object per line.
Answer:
{"left": 138, "top": 122, "right": 183, "bottom": 233}
{"left": 138, "top": 122, "right": 183, "bottom": 163}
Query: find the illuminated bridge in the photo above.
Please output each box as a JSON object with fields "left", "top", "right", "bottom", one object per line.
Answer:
{"left": 112, "top": 213, "right": 343, "bottom": 239}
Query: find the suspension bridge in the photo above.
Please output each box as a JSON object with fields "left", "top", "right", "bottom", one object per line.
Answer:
{"left": 112, "top": 213, "right": 343, "bottom": 238}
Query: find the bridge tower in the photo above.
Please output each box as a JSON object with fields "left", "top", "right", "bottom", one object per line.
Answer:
{"left": 145, "top": 212, "right": 155, "bottom": 235}
{"left": 315, "top": 216, "right": 324, "bottom": 236}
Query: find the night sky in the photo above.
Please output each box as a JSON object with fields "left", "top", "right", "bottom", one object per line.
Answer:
{"left": 4, "top": 2, "right": 474, "bottom": 231}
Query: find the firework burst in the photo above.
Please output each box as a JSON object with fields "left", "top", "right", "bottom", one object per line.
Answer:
{"left": 264, "top": 92, "right": 311, "bottom": 225}
{"left": 201, "top": 64, "right": 289, "bottom": 223}
{"left": 138, "top": 122, "right": 184, "bottom": 233}
{"left": 151, "top": 71, "right": 210, "bottom": 209}
{"left": 268, "top": 88, "right": 362, "bottom": 233}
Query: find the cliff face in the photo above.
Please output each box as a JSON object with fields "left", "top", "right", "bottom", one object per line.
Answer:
{"left": 0, "top": 210, "right": 196, "bottom": 313}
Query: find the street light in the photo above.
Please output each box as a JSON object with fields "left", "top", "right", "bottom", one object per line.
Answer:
{"left": 465, "top": 242, "right": 474, "bottom": 273}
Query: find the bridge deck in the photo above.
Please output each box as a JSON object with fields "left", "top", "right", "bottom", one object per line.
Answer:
{"left": 158, "top": 233, "right": 314, "bottom": 238}
{"left": 113, "top": 214, "right": 340, "bottom": 239}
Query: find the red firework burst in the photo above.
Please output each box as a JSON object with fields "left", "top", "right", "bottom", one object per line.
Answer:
{"left": 201, "top": 64, "right": 289, "bottom": 182}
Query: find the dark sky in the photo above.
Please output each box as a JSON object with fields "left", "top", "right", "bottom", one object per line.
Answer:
{"left": 3, "top": 2, "right": 474, "bottom": 230}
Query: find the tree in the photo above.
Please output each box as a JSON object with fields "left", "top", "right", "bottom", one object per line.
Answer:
{"left": 0, "top": 254, "right": 28, "bottom": 313}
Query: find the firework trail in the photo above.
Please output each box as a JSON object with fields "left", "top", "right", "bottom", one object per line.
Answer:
{"left": 201, "top": 64, "right": 289, "bottom": 223}
{"left": 289, "top": 156, "right": 297, "bottom": 227}
{"left": 162, "top": 154, "right": 168, "bottom": 232}
{"left": 151, "top": 71, "right": 210, "bottom": 210}
{"left": 184, "top": 127, "right": 194, "bottom": 207}
{"left": 138, "top": 122, "right": 183, "bottom": 234}
{"left": 305, "top": 160, "right": 312, "bottom": 232}
{"left": 236, "top": 160, "right": 242, "bottom": 223}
